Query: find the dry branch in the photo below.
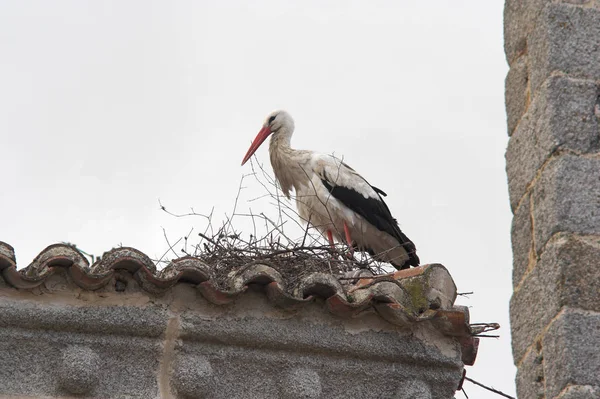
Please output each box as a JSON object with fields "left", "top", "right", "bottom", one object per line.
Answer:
{"left": 463, "top": 376, "right": 515, "bottom": 399}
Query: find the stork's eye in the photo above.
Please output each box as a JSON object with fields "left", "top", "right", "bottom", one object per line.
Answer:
{"left": 268, "top": 115, "right": 277, "bottom": 124}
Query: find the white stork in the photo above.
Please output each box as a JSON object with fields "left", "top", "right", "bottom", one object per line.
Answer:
{"left": 241, "top": 110, "right": 419, "bottom": 270}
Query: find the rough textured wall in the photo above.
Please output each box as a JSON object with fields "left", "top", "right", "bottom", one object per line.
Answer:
{"left": 504, "top": 1, "right": 600, "bottom": 398}
{"left": 0, "top": 243, "right": 476, "bottom": 399}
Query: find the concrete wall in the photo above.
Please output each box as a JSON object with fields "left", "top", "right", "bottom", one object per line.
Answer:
{"left": 504, "top": 1, "right": 600, "bottom": 398}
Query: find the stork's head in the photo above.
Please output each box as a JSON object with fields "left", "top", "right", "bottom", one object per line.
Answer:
{"left": 241, "top": 110, "right": 294, "bottom": 165}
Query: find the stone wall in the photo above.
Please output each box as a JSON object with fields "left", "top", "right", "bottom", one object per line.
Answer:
{"left": 0, "top": 243, "right": 477, "bottom": 399}
{"left": 504, "top": 1, "right": 600, "bottom": 398}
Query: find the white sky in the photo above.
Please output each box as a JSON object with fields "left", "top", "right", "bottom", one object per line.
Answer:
{"left": 0, "top": 1, "right": 514, "bottom": 397}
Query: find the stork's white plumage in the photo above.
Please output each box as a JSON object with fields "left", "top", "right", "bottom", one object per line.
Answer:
{"left": 241, "top": 110, "right": 419, "bottom": 270}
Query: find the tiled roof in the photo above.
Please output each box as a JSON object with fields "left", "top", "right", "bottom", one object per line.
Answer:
{"left": 0, "top": 241, "right": 479, "bottom": 366}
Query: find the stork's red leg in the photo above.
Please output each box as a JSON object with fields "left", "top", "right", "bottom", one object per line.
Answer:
{"left": 326, "top": 229, "right": 335, "bottom": 250}
{"left": 326, "top": 229, "right": 341, "bottom": 261}
{"left": 343, "top": 221, "right": 354, "bottom": 259}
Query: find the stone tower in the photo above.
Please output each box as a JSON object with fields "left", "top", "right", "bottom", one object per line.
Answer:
{"left": 504, "top": 1, "right": 600, "bottom": 398}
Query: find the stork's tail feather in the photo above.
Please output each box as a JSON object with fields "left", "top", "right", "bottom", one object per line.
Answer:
{"left": 357, "top": 235, "right": 419, "bottom": 270}
{"left": 390, "top": 223, "right": 420, "bottom": 270}
{"left": 394, "top": 236, "right": 420, "bottom": 270}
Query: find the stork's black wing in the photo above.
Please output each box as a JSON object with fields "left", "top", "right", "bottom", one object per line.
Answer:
{"left": 320, "top": 163, "right": 419, "bottom": 269}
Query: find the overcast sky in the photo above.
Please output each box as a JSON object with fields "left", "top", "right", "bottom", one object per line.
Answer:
{"left": 0, "top": 1, "right": 514, "bottom": 397}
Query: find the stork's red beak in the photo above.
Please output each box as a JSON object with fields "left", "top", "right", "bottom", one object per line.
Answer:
{"left": 241, "top": 125, "right": 271, "bottom": 166}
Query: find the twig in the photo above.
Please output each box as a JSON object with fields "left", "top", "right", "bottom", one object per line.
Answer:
{"left": 464, "top": 377, "right": 515, "bottom": 399}
{"left": 158, "top": 199, "right": 212, "bottom": 220}
{"left": 300, "top": 215, "right": 311, "bottom": 248}
{"left": 336, "top": 275, "right": 392, "bottom": 281}
{"left": 225, "top": 173, "right": 248, "bottom": 233}
{"left": 182, "top": 226, "right": 194, "bottom": 256}
{"left": 158, "top": 228, "right": 183, "bottom": 265}
{"left": 249, "top": 207, "right": 257, "bottom": 245}
{"left": 260, "top": 212, "right": 294, "bottom": 244}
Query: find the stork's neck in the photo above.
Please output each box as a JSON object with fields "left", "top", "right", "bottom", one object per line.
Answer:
{"left": 268, "top": 127, "right": 310, "bottom": 198}
{"left": 269, "top": 125, "right": 293, "bottom": 150}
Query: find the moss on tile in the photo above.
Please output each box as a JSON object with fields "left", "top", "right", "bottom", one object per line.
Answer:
{"left": 399, "top": 278, "right": 429, "bottom": 314}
